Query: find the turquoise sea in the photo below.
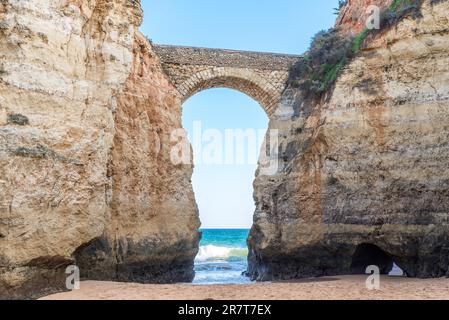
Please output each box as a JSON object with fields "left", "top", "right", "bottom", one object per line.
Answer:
{"left": 194, "top": 229, "right": 252, "bottom": 284}
{"left": 193, "top": 229, "right": 405, "bottom": 284}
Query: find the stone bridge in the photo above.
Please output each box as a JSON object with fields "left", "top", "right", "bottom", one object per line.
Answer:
{"left": 153, "top": 45, "right": 300, "bottom": 116}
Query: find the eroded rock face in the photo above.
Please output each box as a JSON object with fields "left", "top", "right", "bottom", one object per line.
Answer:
{"left": 336, "top": 0, "right": 393, "bottom": 34}
{"left": 248, "top": 0, "right": 449, "bottom": 281}
{"left": 74, "top": 34, "right": 200, "bottom": 285}
{"left": 0, "top": 0, "right": 199, "bottom": 299}
{"left": 2, "top": 0, "right": 448, "bottom": 300}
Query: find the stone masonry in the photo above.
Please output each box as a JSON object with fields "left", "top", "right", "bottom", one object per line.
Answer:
{"left": 153, "top": 45, "right": 300, "bottom": 115}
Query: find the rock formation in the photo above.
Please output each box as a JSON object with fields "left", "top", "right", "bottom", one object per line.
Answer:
{"left": 248, "top": 0, "right": 449, "bottom": 280}
{"left": 1, "top": 0, "right": 449, "bottom": 300}
{"left": 0, "top": 0, "right": 199, "bottom": 299}
{"left": 336, "top": 0, "right": 393, "bottom": 34}
{"left": 73, "top": 33, "right": 200, "bottom": 286}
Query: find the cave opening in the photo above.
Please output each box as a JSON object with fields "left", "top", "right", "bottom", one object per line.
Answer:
{"left": 350, "top": 243, "right": 396, "bottom": 275}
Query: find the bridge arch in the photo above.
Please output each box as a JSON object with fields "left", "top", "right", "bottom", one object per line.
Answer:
{"left": 153, "top": 45, "right": 300, "bottom": 116}
{"left": 178, "top": 67, "right": 280, "bottom": 114}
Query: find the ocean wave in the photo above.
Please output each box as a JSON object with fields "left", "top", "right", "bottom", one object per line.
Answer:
{"left": 196, "top": 245, "right": 248, "bottom": 262}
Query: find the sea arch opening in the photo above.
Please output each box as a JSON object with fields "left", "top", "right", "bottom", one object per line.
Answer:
{"left": 350, "top": 243, "right": 405, "bottom": 277}
{"left": 181, "top": 87, "right": 269, "bottom": 284}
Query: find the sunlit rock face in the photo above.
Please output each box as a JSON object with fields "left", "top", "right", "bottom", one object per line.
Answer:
{"left": 73, "top": 33, "right": 201, "bottom": 287}
{"left": 336, "top": 0, "right": 393, "bottom": 34}
{"left": 0, "top": 0, "right": 199, "bottom": 299}
{"left": 248, "top": 0, "right": 449, "bottom": 281}
{"left": 1, "top": 0, "right": 449, "bottom": 300}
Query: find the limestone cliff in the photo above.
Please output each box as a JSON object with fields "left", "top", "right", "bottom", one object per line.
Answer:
{"left": 336, "top": 0, "right": 393, "bottom": 34}
{"left": 2, "top": 0, "right": 449, "bottom": 300}
{"left": 248, "top": 0, "right": 449, "bottom": 280}
{"left": 0, "top": 0, "right": 199, "bottom": 299}
{"left": 74, "top": 34, "right": 200, "bottom": 285}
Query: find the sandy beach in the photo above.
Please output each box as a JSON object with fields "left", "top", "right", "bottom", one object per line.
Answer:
{"left": 41, "top": 275, "right": 449, "bottom": 300}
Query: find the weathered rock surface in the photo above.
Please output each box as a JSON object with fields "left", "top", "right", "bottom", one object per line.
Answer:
{"left": 0, "top": 0, "right": 199, "bottom": 299}
{"left": 1, "top": 0, "right": 449, "bottom": 300}
{"left": 248, "top": 0, "right": 449, "bottom": 281}
{"left": 74, "top": 34, "right": 200, "bottom": 285}
{"left": 336, "top": 0, "right": 393, "bottom": 34}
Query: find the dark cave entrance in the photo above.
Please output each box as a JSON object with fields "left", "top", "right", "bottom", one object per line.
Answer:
{"left": 350, "top": 243, "right": 394, "bottom": 275}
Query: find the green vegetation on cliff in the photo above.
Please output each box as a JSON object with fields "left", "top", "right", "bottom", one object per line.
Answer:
{"left": 288, "top": 0, "right": 427, "bottom": 98}
{"left": 289, "top": 29, "right": 353, "bottom": 94}
{"left": 333, "top": 0, "right": 348, "bottom": 15}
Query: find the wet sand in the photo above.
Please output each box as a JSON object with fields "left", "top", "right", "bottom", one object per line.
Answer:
{"left": 41, "top": 275, "right": 449, "bottom": 300}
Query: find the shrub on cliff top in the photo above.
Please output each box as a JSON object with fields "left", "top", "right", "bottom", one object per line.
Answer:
{"left": 353, "top": 0, "right": 424, "bottom": 54}
{"left": 289, "top": 28, "right": 354, "bottom": 95}
{"left": 333, "top": 0, "right": 348, "bottom": 15}
{"left": 288, "top": 0, "right": 428, "bottom": 99}
{"left": 381, "top": 0, "right": 424, "bottom": 27}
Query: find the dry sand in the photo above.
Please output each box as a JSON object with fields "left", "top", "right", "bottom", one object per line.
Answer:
{"left": 41, "top": 275, "right": 449, "bottom": 300}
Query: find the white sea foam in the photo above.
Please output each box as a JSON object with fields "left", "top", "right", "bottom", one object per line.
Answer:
{"left": 195, "top": 245, "right": 248, "bottom": 262}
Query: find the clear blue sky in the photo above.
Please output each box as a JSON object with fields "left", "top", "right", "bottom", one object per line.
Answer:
{"left": 141, "top": 1, "right": 339, "bottom": 228}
